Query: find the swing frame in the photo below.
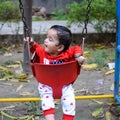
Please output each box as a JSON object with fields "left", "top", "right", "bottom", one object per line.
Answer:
{"left": 114, "top": 0, "right": 120, "bottom": 104}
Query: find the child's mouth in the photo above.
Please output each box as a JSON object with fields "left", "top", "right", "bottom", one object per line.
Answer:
{"left": 44, "top": 44, "right": 47, "bottom": 48}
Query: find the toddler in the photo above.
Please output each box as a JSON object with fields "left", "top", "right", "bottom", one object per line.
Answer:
{"left": 24, "top": 25, "right": 85, "bottom": 120}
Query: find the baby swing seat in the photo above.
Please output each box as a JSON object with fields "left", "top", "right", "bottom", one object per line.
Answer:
{"left": 31, "top": 61, "right": 80, "bottom": 99}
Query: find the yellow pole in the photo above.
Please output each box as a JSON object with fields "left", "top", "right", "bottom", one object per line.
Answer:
{"left": 75, "top": 94, "right": 114, "bottom": 100}
{"left": 0, "top": 94, "right": 114, "bottom": 102}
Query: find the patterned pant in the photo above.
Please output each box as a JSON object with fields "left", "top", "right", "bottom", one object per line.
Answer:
{"left": 38, "top": 83, "right": 75, "bottom": 116}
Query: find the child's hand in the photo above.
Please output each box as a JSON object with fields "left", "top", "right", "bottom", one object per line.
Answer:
{"left": 75, "top": 56, "right": 85, "bottom": 66}
{"left": 23, "top": 37, "right": 34, "bottom": 47}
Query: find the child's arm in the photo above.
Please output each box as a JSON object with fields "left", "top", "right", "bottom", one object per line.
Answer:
{"left": 71, "top": 46, "right": 85, "bottom": 65}
{"left": 23, "top": 37, "right": 35, "bottom": 46}
{"left": 24, "top": 37, "right": 41, "bottom": 63}
{"left": 75, "top": 55, "right": 85, "bottom": 66}
{"left": 23, "top": 37, "right": 40, "bottom": 53}
{"left": 66, "top": 45, "right": 85, "bottom": 65}
{"left": 24, "top": 37, "right": 35, "bottom": 52}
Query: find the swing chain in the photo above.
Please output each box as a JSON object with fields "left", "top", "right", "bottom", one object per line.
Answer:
{"left": 82, "top": 0, "right": 92, "bottom": 36}
{"left": 80, "top": 0, "right": 92, "bottom": 50}
{"left": 19, "top": 0, "right": 30, "bottom": 38}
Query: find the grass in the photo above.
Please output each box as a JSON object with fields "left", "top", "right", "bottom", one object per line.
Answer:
{"left": 32, "top": 17, "right": 45, "bottom": 21}
{"left": 84, "top": 45, "right": 115, "bottom": 69}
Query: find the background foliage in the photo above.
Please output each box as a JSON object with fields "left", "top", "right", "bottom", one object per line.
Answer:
{"left": 0, "top": 0, "right": 116, "bottom": 33}
{"left": 66, "top": 0, "right": 116, "bottom": 32}
{"left": 0, "top": 0, "right": 20, "bottom": 22}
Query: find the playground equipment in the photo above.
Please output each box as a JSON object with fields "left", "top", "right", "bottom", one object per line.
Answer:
{"left": 114, "top": 0, "right": 120, "bottom": 104}
{"left": 0, "top": 0, "right": 119, "bottom": 102}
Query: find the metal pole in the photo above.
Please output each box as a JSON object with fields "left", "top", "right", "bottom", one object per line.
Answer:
{"left": 0, "top": 94, "right": 114, "bottom": 102}
{"left": 114, "top": 0, "right": 120, "bottom": 103}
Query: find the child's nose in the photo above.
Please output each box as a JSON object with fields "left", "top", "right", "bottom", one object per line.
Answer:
{"left": 44, "top": 38, "right": 48, "bottom": 43}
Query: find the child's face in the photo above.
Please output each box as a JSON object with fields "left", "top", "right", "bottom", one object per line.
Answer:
{"left": 44, "top": 29, "right": 63, "bottom": 56}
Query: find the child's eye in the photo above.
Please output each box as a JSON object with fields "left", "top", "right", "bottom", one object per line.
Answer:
{"left": 49, "top": 38, "right": 53, "bottom": 41}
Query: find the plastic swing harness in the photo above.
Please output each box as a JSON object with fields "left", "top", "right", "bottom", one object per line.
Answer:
{"left": 31, "top": 60, "right": 80, "bottom": 98}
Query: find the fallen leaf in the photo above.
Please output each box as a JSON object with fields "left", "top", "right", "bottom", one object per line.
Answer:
{"left": 0, "top": 105, "right": 15, "bottom": 111}
{"left": 105, "top": 111, "right": 112, "bottom": 120}
{"left": 82, "top": 64, "right": 98, "bottom": 70}
{"left": 92, "top": 107, "right": 104, "bottom": 118}
{"left": 91, "top": 99, "right": 103, "bottom": 105}
{"left": 0, "top": 78, "right": 6, "bottom": 81}
{"left": 74, "top": 88, "right": 88, "bottom": 94}
{"left": 3, "top": 52, "right": 12, "bottom": 57}
{"left": 20, "top": 92, "right": 33, "bottom": 96}
{"left": 10, "top": 79, "right": 19, "bottom": 82}
{"left": 16, "top": 73, "right": 28, "bottom": 79}
{"left": 6, "top": 64, "right": 20, "bottom": 68}
{"left": 105, "top": 69, "right": 115, "bottom": 75}
{"left": 0, "top": 65, "right": 12, "bottom": 74}
{"left": 84, "top": 51, "right": 91, "bottom": 57}
{"left": 1, "top": 111, "right": 30, "bottom": 119}
{"left": 0, "top": 83, "right": 12, "bottom": 86}
{"left": 10, "top": 79, "right": 29, "bottom": 83}
{"left": 107, "top": 99, "right": 117, "bottom": 105}
{"left": 94, "top": 44, "right": 106, "bottom": 49}
{"left": 16, "top": 84, "right": 23, "bottom": 92}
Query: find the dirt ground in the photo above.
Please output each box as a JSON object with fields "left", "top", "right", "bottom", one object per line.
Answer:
{"left": 0, "top": 50, "right": 119, "bottom": 120}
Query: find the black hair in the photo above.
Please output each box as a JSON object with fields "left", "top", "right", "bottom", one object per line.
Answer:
{"left": 50, "top": 25, "right": 72, "bottom": 52}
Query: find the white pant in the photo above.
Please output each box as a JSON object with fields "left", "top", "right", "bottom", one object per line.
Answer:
{"left": 38, "top": 83, "right": 75, "bottom": 116}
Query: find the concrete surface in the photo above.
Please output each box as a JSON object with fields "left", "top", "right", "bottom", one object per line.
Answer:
{"left": 0, "top": 20, "right": 96, "bottom": 35}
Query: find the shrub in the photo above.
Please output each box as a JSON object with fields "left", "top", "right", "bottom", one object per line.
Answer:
{"left": 86, "top": 48, "right": 115, "bottom": 68}
{"left": 51, "top": 9, "right": 67, "bottom": 20}
{"left": 0, "top": 1, "right": 21, "bottom": 22}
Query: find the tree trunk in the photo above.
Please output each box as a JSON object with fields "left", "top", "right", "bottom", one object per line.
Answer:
{"left": 22, "top": 0, "right": 32, "bottom": 73}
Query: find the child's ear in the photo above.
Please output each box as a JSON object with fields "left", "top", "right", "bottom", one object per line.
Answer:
{"left": 58, "top": 45, "right": 64, "bottom": 52}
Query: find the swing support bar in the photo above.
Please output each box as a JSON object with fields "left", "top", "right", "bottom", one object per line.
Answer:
{"left": 0, "top": 94, "right": 114, "bottom": 102}
{"left": 114, "top": 0, "right": 120, "bottom": 104}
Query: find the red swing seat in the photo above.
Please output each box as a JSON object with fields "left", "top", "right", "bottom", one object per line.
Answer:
{"left": 31, "top": 61, "right": 80, "bottom": 99}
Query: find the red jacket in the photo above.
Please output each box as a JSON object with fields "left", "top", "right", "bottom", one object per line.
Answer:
{"left": 30, "top": 43, "right": 83, "bottom": 64}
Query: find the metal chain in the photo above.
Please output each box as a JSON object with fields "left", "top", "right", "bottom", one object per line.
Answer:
{"left": 19, "top": 0, "right": 30, "bottom": 38}
{"left": 81, "top": 0, "right": 92, "bottom": 50}
{"left": 82, "top": 0, "right": 92, "bottom": 35}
